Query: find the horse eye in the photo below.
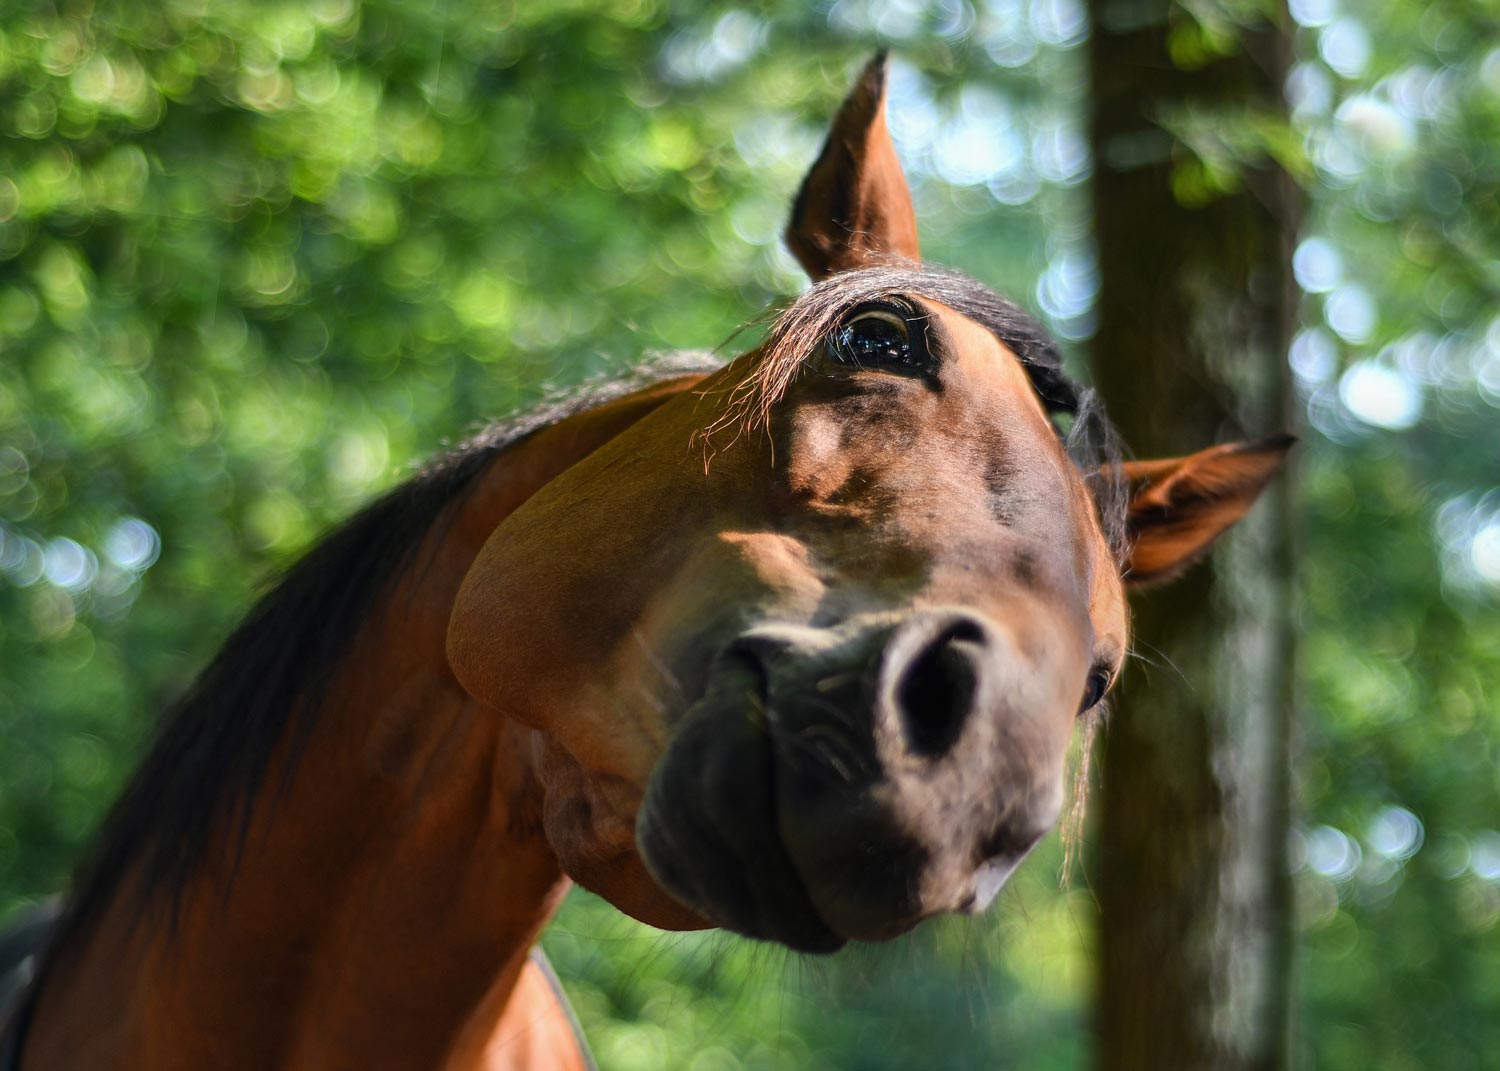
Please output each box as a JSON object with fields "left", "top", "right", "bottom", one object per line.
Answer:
{"left": 827, "top": 308, "right": 916, "bottom": 368}
{"left": 1079, "top": 669, "right": 1111, "bottom": 715}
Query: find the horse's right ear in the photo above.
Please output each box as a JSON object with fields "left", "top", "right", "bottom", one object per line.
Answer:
{"left": 1112, "top": 435, "right": 1293, "bottom": 587}
{"left": 785, "top": 52, "right": 921, "bottom": 281}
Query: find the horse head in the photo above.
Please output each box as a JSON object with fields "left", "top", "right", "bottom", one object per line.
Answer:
{"left": 447, "top": 56, "right": 1289, "bottom": 953}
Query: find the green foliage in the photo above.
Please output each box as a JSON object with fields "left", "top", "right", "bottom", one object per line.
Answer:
{"left": 0, "top": 1, "right": 1096, "bottom": 1065}
{"left": 2, "top": 0, "right": 1497, "bottom": 1067}
{"left": 1287, "top": 1, "right": 1500, "bottom": 1065}
{"left": 544, "top": 859, "right": 1097, "bottom": 1071}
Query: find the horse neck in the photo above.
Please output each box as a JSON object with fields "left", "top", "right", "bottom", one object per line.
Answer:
{"left": 24, "top": 374, "right": 704, "bottom": 1071}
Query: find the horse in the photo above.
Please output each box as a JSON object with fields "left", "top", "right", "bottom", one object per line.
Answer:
{"left": 0, "top": 54, "right": 1290, "bottom": 1069}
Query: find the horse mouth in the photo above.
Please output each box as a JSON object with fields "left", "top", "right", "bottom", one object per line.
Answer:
{"left": 636, "top": 654, "right": 848, "bottom": 954}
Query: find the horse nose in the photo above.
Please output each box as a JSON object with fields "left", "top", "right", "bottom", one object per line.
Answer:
{"left": 880, "top": 611, "right": 992, "bottom": 759}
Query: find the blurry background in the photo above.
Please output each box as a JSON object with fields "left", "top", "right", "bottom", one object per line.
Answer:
{"left": 1, "top": 1, "right": 1497, "bottom": 1068}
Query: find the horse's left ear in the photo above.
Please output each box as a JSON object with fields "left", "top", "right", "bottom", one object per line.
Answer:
{"left": 1113, "top": 434, "right": 1294, "bottom": 587}
{"left": 785, "top": 52, "right": 921, "bottom": 280}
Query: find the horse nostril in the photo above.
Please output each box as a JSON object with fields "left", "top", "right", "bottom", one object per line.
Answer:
{"left": 891, "top": 618, "right": 986, "bottom": 758}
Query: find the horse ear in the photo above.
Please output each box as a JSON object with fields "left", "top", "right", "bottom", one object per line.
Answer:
{"left": 1115, "top": 435, "right": 1293, "bottom": 587}
{"left": 785, "top": 52, "right": 921, "bottom": 281}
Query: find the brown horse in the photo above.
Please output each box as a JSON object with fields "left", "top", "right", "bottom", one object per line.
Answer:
{"left": 3, "top": 55, "right": 1289, "bottom": 1069}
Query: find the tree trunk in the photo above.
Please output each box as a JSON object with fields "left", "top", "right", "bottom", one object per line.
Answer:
{"left": 1086, "top": 4, "right": 1297, "bottom": 1070}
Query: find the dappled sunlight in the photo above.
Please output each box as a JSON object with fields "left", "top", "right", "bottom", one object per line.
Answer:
{"left": 1, "top": 0, "right": 1497, "bottom": 1067}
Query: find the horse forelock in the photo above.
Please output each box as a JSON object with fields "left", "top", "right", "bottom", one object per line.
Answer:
{"left": 709, "top": 263, "right": 1130, "bottom": 563}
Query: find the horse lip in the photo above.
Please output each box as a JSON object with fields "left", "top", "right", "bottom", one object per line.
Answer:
{"left": 724, "top": 649, "right": 851, "bottom": 949}
{"left": 728, "top": 647, "right": 931, "bottom": 946}
{"left": 637, "top": 652, "right": 847, "bottom": 954}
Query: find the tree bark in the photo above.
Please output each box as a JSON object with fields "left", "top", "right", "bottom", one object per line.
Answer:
{"left": 1086, "top": 3, "right": 1297, "bottom": 1070}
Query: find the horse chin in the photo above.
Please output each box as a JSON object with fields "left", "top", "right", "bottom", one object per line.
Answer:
{"left": 559, "top": 845, "right": 713, "bottom": 933}
{"left": 636, "top": 661, "right": 849, "bottom": 954}
{"left": 536, "top": 737, "right": 711, "bottom": 932}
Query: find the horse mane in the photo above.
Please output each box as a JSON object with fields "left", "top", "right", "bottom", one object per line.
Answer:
{"left": 36, "top": 356, "right": 719, "bottom": 978}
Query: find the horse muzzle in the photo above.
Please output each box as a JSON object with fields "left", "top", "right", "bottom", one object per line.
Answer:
{"left": 636, "top": 609, "right": 1068, "bottom": 951}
